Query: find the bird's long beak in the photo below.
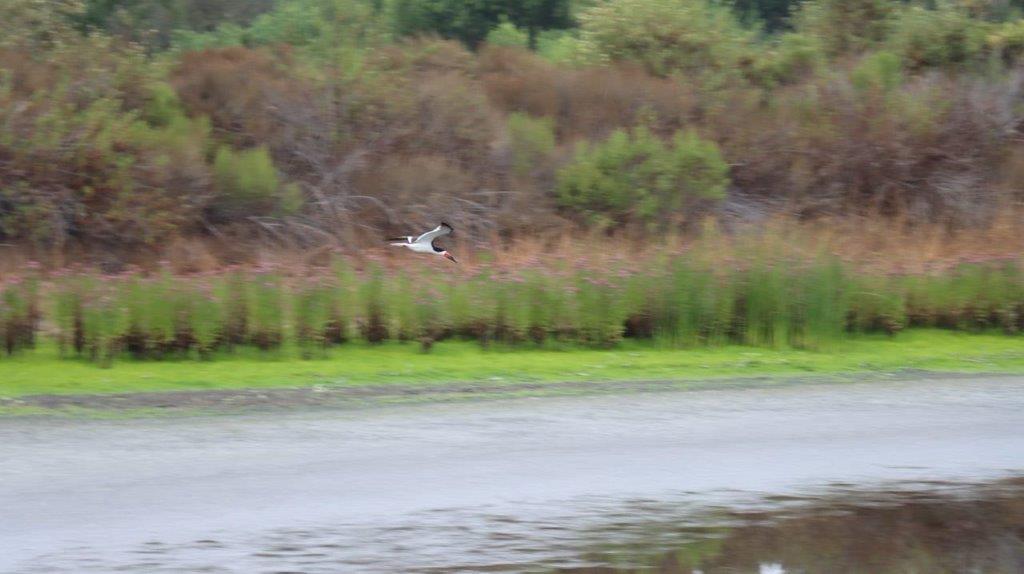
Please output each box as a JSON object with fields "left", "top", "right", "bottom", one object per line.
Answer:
{"left": 443, "top": 251, "right": 457, "bottom": 263}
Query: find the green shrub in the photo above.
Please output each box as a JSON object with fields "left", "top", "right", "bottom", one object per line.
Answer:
{"left": 172, "top": 0, "right": 386, "bottom": 55}
{"left": 556, "top": 126, "right": 729, "bottom": 228}
{"left": 0, "top": 60, "right": 213, "bottom": 246}
{"left": 851, "top": 50, "right": 903, "bottom": 94}
{"left": 536, "top": 30, "right": 587, "bottom": 65}
{"left": 986, "top": 19, "right": 1024, "bottom": 64}
{"left": 576, "top": 0, "right": 755, "bottom": 80}
{"left": 507, "top": 112, "right": 555, "bottom": 178}
{"left": 486, "top": 20, "right": 529, "bottom": 48}
{"left": 294, "top": 282, "right": 330, "bottom": 357}
{"left": 391, "top": 0, "right": 571, "bottom": 49}
{"left": 249, "top": 274, "right": 285, "bottom": 351}
{"left": 888, "top": 4, "right": 987, "bottom": 69}
{"left": 211, "top": 145, "right": 301, "bottom": 219}
{"left": 794, "top": 0, "right": 894, "bottom": 56}
{"left": 1, "top": 277, "right": 39, "bottom": 355}
{"left": 672, "top": 130, "right": 731, "bottom": 203}
{"left": 755, "top": 32, "right": 826, "bottom": 87}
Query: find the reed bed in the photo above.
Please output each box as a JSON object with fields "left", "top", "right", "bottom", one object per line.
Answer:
{"left": 0, "top": 254, "right": 1022, "bottom": 365}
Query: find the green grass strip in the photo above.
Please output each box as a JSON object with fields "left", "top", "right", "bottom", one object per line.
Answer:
{"left": 2, "top": 330, "right": 1023, "bottom": 398}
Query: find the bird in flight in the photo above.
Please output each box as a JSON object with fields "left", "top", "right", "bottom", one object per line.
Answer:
{"left": 388, "top": 222, "right": 457, "bottom": 263}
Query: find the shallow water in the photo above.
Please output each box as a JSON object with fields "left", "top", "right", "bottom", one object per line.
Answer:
{"left": 4, "top": 376, "right": 1024, "bottom": 573}
{"left": 14, "top": 478, "right": 1024, "bottom": 573}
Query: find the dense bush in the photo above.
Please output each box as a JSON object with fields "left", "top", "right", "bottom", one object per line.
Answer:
{"left": 391, "top": 0, "right": 572, "bottom": 48}
{"left": 211, "top": 146, "right": 302, "bottom": 219}
{"left": 0, "top": 44, "right": 213, "bottom": 246}
{"left": 576, "top": 0, "right": 755, "bottom": 81}
{"left": 77, "top": 0, "right": 276, "bottom": 50}
{"left": 556, "top": 126, "right": 729, "bottom": 228}
{"left": 794, "top": 0, "right": 895, "bottom": 56}
{"left": 507, "top": 112, "right": 556, "bottom": 178}
{"left": 480, "top": 46, "right": 696, "bottom": 140}
{"left": 171, "top": 0, "right": 389, "bottom": 56}
{"left": 888, "top": 4, "right": 988, "bottom": 69}
{"left": 2, "top": 0, "right": 1024, "bottom": 257}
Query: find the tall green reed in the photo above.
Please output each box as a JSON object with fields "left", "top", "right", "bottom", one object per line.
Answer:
{"left": 1, "top": 276, "right": 39, "bottom": 355}
{"left": 8, "top": 256, "right": 1024, "bottom": 364}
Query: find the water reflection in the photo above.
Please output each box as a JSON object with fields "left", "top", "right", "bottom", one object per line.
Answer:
{"left": 563, "top": 478, "right": 1024, "bottom": 574}
{"left": 18, "top": 478, "right": 1024, "bottom": 573}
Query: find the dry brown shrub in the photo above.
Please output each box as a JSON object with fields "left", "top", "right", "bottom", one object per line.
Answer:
{"left": 165, "top": 237, "right": 221, "bottom": 274}
{"left": 396, "top": 71, "right": 499, "bottom": 167}
{"left": 370, "top": 38, "right": 477, "bottom": 77}
{"left": 355, "top": 155, "right": 475, "bottom": 220}
{"left": 479, "top": 47, "right": 561, "bottom": 115}
{"left": 479, "top": 46, "right": 696, "bottom": 140}
{"left": 0, "top": 49, "right": 63, "bottom": 97}
{"left": 0, "top": 36, "right": 214, "bottom": 250}
{"left": 172, "top": 46, "right": 304, "bottom": 148}
{"left": 713, "top": 216, "right": 1024, "bottom": 275}
{"left": 710, "top": 70, "right": 1012, "bottom": 224}
{"left": 353, "top": 154, "right": 555, "bottom": 242}
{"left": 996, "top": 143, "right": 1024, "bottom": 205}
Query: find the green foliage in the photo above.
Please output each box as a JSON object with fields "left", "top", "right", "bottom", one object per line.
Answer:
{"left": 556, "top": 126, "right": 729, "bottom": 228}
{"left": 672, "top": 130, "right": 731, "bottom": 201}
{"left": 172, "top": 0, "right": 388, "bottom": 58}
{"left": 754, "top": 31, "right": 826, "bottom": 86}
{"left": 250, "top": 274, "right": 285, "bottom": 351}
{"left": 847, "top": 275, "right": 907, "bottom": 334}
{"left": 888, "top": 3, "right": 988, "bottom": 69}
{"left": 9, "top": 331, "right": 1024, "bottom": 398}
{"left": 1, "top": 277, "right": 39, "bottom": 355}
{"left": 0, "top": 42, "right": 214, "bottom": 246}
{"left": 142, "top": 82, "right": 184, "bottom": 127}
{"left": 649, "top": 257, "right": 735, "bottom": 346}
{"left": 392, "top": 0, "right": 492, "bottom": 48}
{"left": 507, "top": 112, "right": 555, "bottom": 178}
{"left": 12, "top": 257, "right": 1021, "bottom": 365}
{"left": 2, "top": 0, "right": 85, "bottom": 50}
{"left": 795, "top": 0, "right": 894, "bottom": 55}
{"left": 730, "top": 0, "right": 800, "bottom": 32}
{"left": 211, "top": 146, "right": 300, "bottom": 219}
{"left": 576, "top": 0, "right": 755, "bottom": 79}
{"left": 486, "top": 20, "right": 529, "bottom": 48}
{"left": 504, "top": 0, "right": 575, "bottom": 49}
{"left": 535, "top": 29, "right": 586, "bottom": 64}
{"left": 391, "top": 0, "right": 572, "bottom": 49}
{"left": 985, "top": 17, "right": 1024, "bottom": 63}
{"left": 77, "top": 0, "right": 276, "bottom": 50}
{"left": 4, "top": 0, "right": 1024, "bottom": 248}
{"left": 851, "top": 50, "right": 904, "bottom": 93}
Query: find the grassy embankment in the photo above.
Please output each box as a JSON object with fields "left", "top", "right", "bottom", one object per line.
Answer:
{"left": 3, "top": 330, "right": 1024, "bottom": 398}
{"left": 3, "top": 241, "right": 1024, "bottom": 400}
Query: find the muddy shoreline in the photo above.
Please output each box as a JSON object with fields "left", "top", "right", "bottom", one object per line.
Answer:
{"left": 2, "top": 369, "right": 1021, "bottom": 416}
{"left": 5, "top": 375, "right": 1024, "bottom": 572}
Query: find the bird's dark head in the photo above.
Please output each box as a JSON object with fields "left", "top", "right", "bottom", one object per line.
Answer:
{"left": 442, "top": 251, "right": 457, "bottom": 263}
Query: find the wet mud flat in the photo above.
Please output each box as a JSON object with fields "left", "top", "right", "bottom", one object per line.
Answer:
{"left": 559, "top": 477, "right": 1024, "bottom": 574}
{"left": 3, "top": 376, "right": 1024, "bottom": 572}
{"left": 1, "top": 369, "right": 1015, "bottom": 416}
{"left": 13, "top": 477, "right": 1024, "bottom": 573}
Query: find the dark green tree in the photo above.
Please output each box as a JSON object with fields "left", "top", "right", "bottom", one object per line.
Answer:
{"left": 391, "top": 0, "right": 571, "bottom": 48}
{"left": 391, "top": 0, "right": 494, "bottom": 48}
{"left": 731, "top": 0, "right": 799, "bottom": 32}
{"left": 76, "top": 0, "right": 274, "bottom": 48}
{"left": 503, "top": 0, "right": 572, "bottom": 48}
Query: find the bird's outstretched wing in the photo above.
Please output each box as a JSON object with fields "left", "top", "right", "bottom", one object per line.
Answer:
{"left": 386, "top": 235, "right": 414, "bottom": 244}
{"left": 415, "top": 222, "right": 453, "bottom": 245}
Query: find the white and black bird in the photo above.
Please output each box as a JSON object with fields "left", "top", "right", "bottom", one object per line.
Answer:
{"left": 387, "top": 222, "right": 457, "bottom": 263}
